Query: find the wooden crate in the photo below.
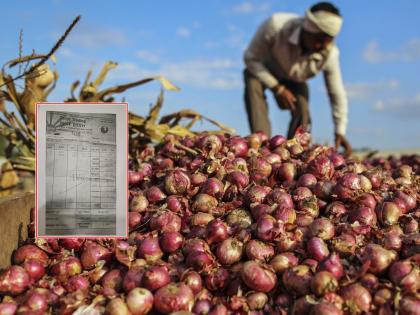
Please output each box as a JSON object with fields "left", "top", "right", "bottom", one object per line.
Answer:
{"left": 0, "top": 192, "right": 34, "bottom": 269}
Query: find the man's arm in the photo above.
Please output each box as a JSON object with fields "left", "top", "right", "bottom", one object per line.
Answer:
{"left": 244, "top": 17, "right": 279, "bottom": 89}
{"left": 323, "top": 47, "right": 352, "bottom": 155}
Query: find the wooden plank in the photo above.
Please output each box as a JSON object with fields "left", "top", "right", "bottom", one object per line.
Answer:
{"left": 0, "top": 192, "right": 34, "bottom": 269}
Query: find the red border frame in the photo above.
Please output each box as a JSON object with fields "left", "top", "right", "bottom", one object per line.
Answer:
{"left": 35, "top": 102, "right": 129, "bottom": 239}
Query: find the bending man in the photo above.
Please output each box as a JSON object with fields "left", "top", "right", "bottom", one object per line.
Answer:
{"left": 243, "top": 1, "right": 352, "bottom": 155}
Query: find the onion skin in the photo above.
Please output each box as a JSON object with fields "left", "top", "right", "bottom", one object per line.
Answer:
{"left": 164, "top": 169, "right": 191, "bottom": 195}
{"left": 153, "top": 283, "right": 194, "bottom": 314}
{"left": 241, "top": 261, "right": 277, "bottom": 293}
{"left": 0, "top": 265, "right": 30, "bottom": 296}
{"left": 204, "top": 267, "right": 229, "bottom": 291}
{"left": 80, "top": 243, "right": 111, "bottom": 270}
{"left": 126, "top": 288, "right": 153, "bottom": 315}
{"left": 245, "top": 240, "right": 274, "bottom": 261}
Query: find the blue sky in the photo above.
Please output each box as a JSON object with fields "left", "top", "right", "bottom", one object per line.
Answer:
{"left": 1, "top": 0, "right": 419, "bottom": 150}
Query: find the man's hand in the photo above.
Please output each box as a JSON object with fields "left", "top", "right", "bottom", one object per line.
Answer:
{"left": 271, "top": 84, "right": 296, "bottom": 111}
{"left": 335, "top": 133, "right": 352, "bottom": 157}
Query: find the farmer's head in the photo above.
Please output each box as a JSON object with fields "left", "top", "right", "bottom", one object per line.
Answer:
{"left": 301, "top": 2, "right": 342, "bottom": 53}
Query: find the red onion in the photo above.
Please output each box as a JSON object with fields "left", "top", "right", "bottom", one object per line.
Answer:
{"left": 249, "top": 156, "right": 272, "bottom": 181}
{"left": 123, "top": 267, "right": 144, "bottom": 293}
{"left": 227, "top": 136, "right": 248, "bottom": 157}
{"left": 50, "top": 256, "right": 82, "bottom": 282}
{"left": 142, "top": 266, "right": 171, "bottom": 292}
{"left": 246, "top": 240, "right": 274, "bottom": 261}
{"left": 137, "top": 236, "right": 163, "bottom": 263}
{"left": 309, "top": 303, "right": 343, "bottom": 315}
{"left": 226, "top": 171, "right": 249, "bottom": 189}
{"left": 376, "top": 202, "right": 402, "bottom": 226}
{"left": 356, "top": 193, "right": 377, "bottom": 210}
{"left": 65, "top": 275, "right": 89, "bottom": 292}
{"left": 130, "top": 194, "right": 149, "bottom": 213}
{"left": 150, "top": 211, "right": 181, "bottom": 233}
{"left": 192, "top": 194, "right": 218, "bottom": 213}
{"left": 269, "top": 135, "right": 286, "bottom": 149}
{"left": 273, "top": 207, "right": 296, "bottom": 227}
{"left": 328, "top": 151, "right": 346, "bottom": 169}
{"left": 160, "top": 231, "right": 184, "bottom": 253}
{"left": 192, "top": 299, "right": 211, "bottom": 315}
{"left": 241, "top": 261, "right": 277, "bottom": 292}
{"left": 348, "top": 206, "right": 377, "bottom": 226}
{"left": 0, "top": 302, "right": 17, "bottom": 315}
{"left": 205, "top": 267, "right": 229, "bottom": 291}
{"left": 154, "top": 283, "right": 194, "bottom": 314}
{"left": 59, "top": 238, "right": 84, "bottom": 252}
{"left": 247, "top": 292, "right": 268, "bottom": 310}
{"left": 206, "top": 219, "right": 229, "bottom": 244}
{"left": 146, "top": 186, "right": 167, "bottom": 203}
{"left": 226, "top": 208, "right": 252, "bottom": 228}
{"left": 399, "top": 296, "right": 420, "bottom": 315}
{"left": 181, "top": 270, "right": 202, "bottom": 294}
{"left": 267, "top": 189, "right": 293, "bottom": 209}
{"left": 307, "top": 237, "right": 330, "bottom": 262}
{"left": 186, "top": 251, "right": 215, "bottom": 272}
{"left": 22, "top": 260, "right": 45, "bottom": 284}
{"left": 282, "top": 265, "right": 313, "bottom": 296}
{"left": 256, "top": 214, "right": 283, "bottom": 241}
{"left": 80, "top": 243, "right": 111, "bottom": 270}
{"left": 360, "top": 244, "right": 397, "bottom": 274}
{"left": 360, "top": 273, "right": 379, "bottom": 292}
{"left": 269, "top": 252, "right": 299, "bottom": 274}
{"left": 201, "top": 178, "right": 224, "bottom": 199}
{"left": 246, "top": 185, "right": 271, "bottom": 205}
{"left": 164, "top": 169, "right": 191, "bottom": 195}
{"left": 216, "top": 238, "right": 243, "bottom": 265}
{"left": 247, "top": 133, "right": 262, "bottom": 149}
{"left": 101, "top": 269, "right": 123, "bottom": 293}
{"left": 308, "top": 155, "right": 334, "bottom": 179}
{"left": 309, "top": 217, "right": 335, "bottom": 240}
{"left": 129, "top": 211, "right": 142, "bottom": 230}
{"left": 0, "top": 265, "right": 30, "bottom": 296}
{"left": 129, "top": 171, "right": 143, "bottom": 185}
{"left": 331, "top": 233, "right": 356, "bottom": 257}
{"left": 208, "top": 304, "right": 228, "bottom": 315}
{"left": 388, "top": 260, "right": 419, "bottom": 293}
{"left": 340, "top": 283, "right": 372, "bottom": 313}
{"left": 13, "top": 245, "right": 49, "bottom": 267}
{"left": 250, "top": 204, "right": 273, "bottom": 220}
{"left": 313, "top": 180, "right": 335, "bottom": 200}
{"left": 106, "top": 298, "right": 131, "bottom": 315}
{"left": 126, "top": 288, "right": 153, "bottom": 315}
{"left": 264, "top": 152, "right": 281, "bottom": 164}
{"left": 276, "top": 162, "right": 297, "bottom": 182}
{"left": 182, "top": 238, "right": 210, "bottom": 256}
{"left": 318, "top": 253, "right": 344, "bottom": 279}
{"left": 311, "top": 271, "right": 338, "bottom": 296}
{"left": 297, "top": 173, "right": 317, "bottom": 188}
{"left": 395, "top": 191, "right": 416, "bottom": 212}
{"left": 18, "top": 289, "right": 49, "bottom": 314}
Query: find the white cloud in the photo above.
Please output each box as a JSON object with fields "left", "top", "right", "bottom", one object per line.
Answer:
{"left": 363, "top": 39, "right": 420, "bottom": 63}
{"left": 136, "top": 50, "right": 160, "bottom": 64}
{"left": 177, "top": 27, "right": 191, "bottom": 38}
{"left": 107, "top": 58, "right": 242, "bottom": 90}
{"left": 373, "top": 93, "right": 420, "bottom": 118}
{"left": 67, "top": 26, "right": 127, "bottom": 48}
{"left": 345, "top": 80, "right": 399, "bottom": 100}
{"left": 231, "top": 1, "right": 270, "bottom": 14}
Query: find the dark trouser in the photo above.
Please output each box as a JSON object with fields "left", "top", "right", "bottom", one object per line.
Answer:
{"left": 243, "top": 69, "right": 310, "bottom": 139}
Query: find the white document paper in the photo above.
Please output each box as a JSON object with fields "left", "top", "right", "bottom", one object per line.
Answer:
{"left": 37, "top": 104, "right": 127, "bottom": 237}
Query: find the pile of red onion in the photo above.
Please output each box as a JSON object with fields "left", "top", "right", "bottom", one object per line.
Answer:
{"left": 1, "top": 129, "right": 419, "bottom": 314}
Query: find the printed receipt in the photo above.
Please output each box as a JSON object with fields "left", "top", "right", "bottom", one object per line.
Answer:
{"left": 45, "top": 111, "right": 116, "bottom": 236}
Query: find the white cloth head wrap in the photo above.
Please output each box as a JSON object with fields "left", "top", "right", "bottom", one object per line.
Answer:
{"left": 303, "top": 9, "right": 343, "bottom": 37}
